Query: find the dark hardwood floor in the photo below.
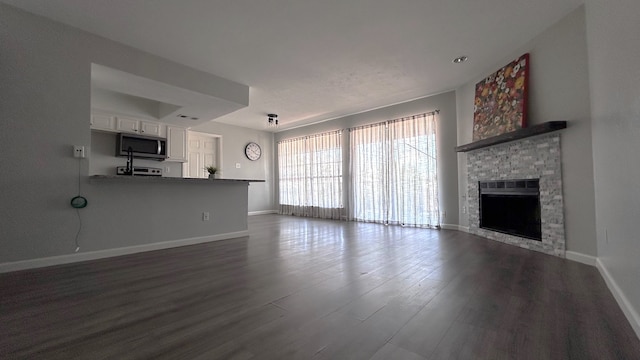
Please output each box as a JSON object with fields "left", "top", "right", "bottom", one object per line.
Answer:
{"left": 1, "top": 215, "right": 639, "bottom": 359}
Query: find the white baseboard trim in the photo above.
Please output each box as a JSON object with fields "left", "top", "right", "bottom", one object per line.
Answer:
{"left": 565, "top": 251, "right": 597, "bottom": 266}
{"left": 441, "top": 224, "right": 460, "bottom": 231}
{"left": 596, "top": 258, "right": 640, "bottom": 339}
{"left": 0, "top": 230, "right": 250, "bottom": 274}
{"left": 440, "top": 224, "right": 471, "bottom": 233}
{"left": 248, "top": 210, "right": 278, "bottom": 216}
{"left": 440, "top": 224, "right": 469, "bottom": 232}
{"left": 439, "top": 224, "right": 471, "bottom": 233}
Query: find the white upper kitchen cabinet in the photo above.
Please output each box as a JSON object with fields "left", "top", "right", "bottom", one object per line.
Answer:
{"left": 166, "top": 126, "right": 187, "bottom": 162}
{"left": 140, "top": 120, "right": 164, "bottom": 137}
{"left": 110, "top": 115, "right": 166, "bottom": 137}
{"left": 115, "top": 116, "right": 139, "bottom": 134}
{"left": 90, "top": 114, "right": 116, "bottom": 132}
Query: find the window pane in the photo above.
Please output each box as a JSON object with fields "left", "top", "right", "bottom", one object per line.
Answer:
{"left": 350, "top": 114, "right": 440, "bottom": 227}
{"left": 278, "top": 131, "right": 342, "bottom": 209}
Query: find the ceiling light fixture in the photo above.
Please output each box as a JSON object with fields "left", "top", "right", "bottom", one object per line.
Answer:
{"left": 268, "top": 113, "right": 278, "bottom": 127}
{"left": 452, "top": 56, "right": 468, "bottom": 64}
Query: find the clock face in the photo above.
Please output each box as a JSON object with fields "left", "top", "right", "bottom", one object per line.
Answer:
{"left": 245, "top": 142, "right": 262, "bottom": 161}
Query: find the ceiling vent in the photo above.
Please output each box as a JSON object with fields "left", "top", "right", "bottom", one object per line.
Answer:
{"left": 177, "top": 114, "right": 199, "bottom": 120}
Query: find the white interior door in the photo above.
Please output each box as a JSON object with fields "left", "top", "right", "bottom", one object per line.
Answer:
{"left": 184, "top": 132, "right": 221, "bottom": 178}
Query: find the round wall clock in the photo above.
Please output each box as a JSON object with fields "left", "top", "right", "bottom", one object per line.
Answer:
{"left": 245, "top": 142, "right": 262, "bottom": 161}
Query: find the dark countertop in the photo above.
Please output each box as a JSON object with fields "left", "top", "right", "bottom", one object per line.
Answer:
{"left": 90, "top": 175, "right": 265, "bottom": 184}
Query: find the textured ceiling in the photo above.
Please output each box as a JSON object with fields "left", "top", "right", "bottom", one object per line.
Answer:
{"left": 2, "top": 0, "right": 584, "bottom": 131}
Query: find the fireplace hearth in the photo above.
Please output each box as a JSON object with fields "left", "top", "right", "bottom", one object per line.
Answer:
{"left": 466, "top": 133, "right": 565, "bottom": 257}
{"left": 479, "top": 179, "right": 541, "bottom": 241}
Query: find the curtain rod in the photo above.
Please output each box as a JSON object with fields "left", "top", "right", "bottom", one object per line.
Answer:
{"left": 348, "top": 110, "right": 440, "bottom": 132}
{"left": 277, "top": 110, "right": 440, "bottom": 141}
{"left": 277, "top": 129, "right": 342, "bottom": 144}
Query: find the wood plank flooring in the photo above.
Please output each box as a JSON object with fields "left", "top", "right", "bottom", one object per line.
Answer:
{"left": 1, "top": 215, "right": 639, "bottom": 359}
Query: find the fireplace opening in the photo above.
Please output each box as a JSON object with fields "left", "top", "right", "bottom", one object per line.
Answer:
{"left": 479, "top": 179, "right": 541, "bottom": 241}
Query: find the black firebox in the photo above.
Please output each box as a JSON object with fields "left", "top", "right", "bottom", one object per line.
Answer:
{"left": 479, "top": 179, "right": 542, "bottom": 241}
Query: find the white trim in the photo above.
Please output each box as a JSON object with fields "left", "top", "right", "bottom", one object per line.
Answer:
{"left": 248, "top": 210, "right": 278, "bottom": 216}
{"left": 565, "top": 251, "right": 597, "bottom": 266}
{"left": 440, "top": 224, "right": 471, "bottom": 233}
{"left": 183, "top": 130, "right": 223, "bottom": 178}
{"left": 596, "top": 258, "right": 640, "bottom": 339}
{"left": 441, "top": 224, "right": 461, "bottom": 231}
{"left": 0, "top": 231, "right": 249, "bottom": 274}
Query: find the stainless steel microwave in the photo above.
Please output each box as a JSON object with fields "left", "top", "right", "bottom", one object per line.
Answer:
{"left": 116, "top": 133, "right": 167, "bottom": 160}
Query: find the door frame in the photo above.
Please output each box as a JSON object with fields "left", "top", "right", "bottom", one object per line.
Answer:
{"left": 183, "top": 131, "right": 223, "bottom": 178}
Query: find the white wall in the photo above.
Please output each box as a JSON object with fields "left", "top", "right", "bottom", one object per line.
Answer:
{"left": 191, "top": 121, "right": 275, "bottom": 212}
{"left": 274, "top": 91, "right": 459, "bottom": 226}
{"left": 91, "top": 88, "right": 165, "bottom": 121}
{"left": 585, "top": 0, "right": 640, "bottom": 334}
{"left": 457, "top": 6, "right": 597, "bottom": 256}
{"left": 0, "top": 4, "right": 258, "bottom": 263}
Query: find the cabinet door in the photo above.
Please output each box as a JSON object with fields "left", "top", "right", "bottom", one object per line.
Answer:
{"left": 140, "top": 121, "right": 162, "bottom": 137}
{"left": 90, "top": 114, "right": 115, "bottom": 131}
{"left": 116, "top": 116, "right": 139, "bottom": 133}
{"left": 167, "top": 126, "right": 187, "bottom": 162}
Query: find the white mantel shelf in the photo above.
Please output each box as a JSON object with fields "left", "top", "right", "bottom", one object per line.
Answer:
{"left": 455, "top": 121, "right": 567, "bottom": 152}
{"left": 90, "top": 175, "right": 265, "bottom": 184}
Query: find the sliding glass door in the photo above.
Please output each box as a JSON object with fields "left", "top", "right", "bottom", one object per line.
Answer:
{"left": 350, "top": 113, "right": 440, "bottom": 228}
{"left": 278, "top": 130, "right": 343, "bottom": 219}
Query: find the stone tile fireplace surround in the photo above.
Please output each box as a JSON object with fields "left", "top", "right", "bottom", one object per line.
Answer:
{"left": 467, "top": 134, "right": 565, "bottom": 257}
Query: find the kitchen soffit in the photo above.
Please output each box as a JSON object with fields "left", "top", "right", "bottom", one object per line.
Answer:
{"left": 90, "top": 64, "right": 248, "bottom": 128}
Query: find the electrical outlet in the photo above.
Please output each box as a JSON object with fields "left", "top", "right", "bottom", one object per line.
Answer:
{"left": 442, "top": 211, "right": 447, "bottom": 219}
{"left": 462, "top": 206, "right": 466, "bottom": 214}
{"left": 202, "top": 212, "right": 210, "bottom": 221}
{"left": 73, "top": 145, "right": 85, "bottom": 158}
{"left": 165, "top": 166, "right": 170, "bottom": 174}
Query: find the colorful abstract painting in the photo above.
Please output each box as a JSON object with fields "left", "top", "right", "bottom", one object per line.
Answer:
{"left": 473, "top": 53, "right": 529, "bottom": 141}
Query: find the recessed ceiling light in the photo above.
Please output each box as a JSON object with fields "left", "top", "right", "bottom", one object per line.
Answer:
{"left": 452, "top": 56, "right": 468, "bottom": 64}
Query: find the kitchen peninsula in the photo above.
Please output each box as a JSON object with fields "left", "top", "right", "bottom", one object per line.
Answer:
{"left": 90, "top": 175, "right": 264, "bottom": 184}
{"left": 70, "top": 174, "right": 265, "bottom": 267}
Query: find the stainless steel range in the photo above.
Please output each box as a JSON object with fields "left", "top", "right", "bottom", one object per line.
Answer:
{"left": 116, "top": 166, "right": 163, "bottom": 176}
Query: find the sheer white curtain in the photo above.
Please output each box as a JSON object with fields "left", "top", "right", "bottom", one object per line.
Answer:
{"left": 350, "top": 113, "right": 440, "bottom": 228}
{"left": 278, "top": 130, "right": 343, "bottom": 219}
